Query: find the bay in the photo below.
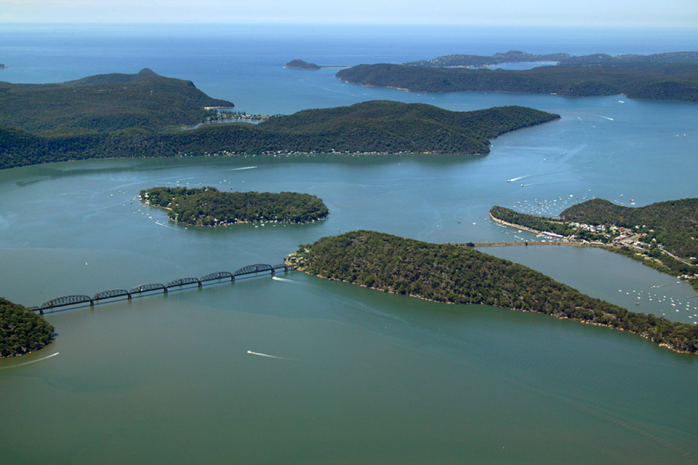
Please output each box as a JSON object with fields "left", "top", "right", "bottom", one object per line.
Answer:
{"left": 0, "top": 24, "right": 697, "bottom": 464}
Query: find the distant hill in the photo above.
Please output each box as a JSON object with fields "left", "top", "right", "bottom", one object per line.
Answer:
{"left": 0, "top": 68, "right": 233, "bottom": 136}
{"left": 405, "top": 50, "right": 698, "bottom": 68}
{"left": 336, "top": 62, "right": 698, "bottom": 102}
{"left": 405, "top": 50, "right": 571, "bottom": 67}
{"left": 0, "top": 100, "right": 559, "bottom": 169}
{"left": 285, "top": 59, "right": 321, "bottom": 70}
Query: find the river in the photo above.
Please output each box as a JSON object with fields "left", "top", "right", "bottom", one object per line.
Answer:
{"left": 0, "top": 24, "right": 697, "bottom": 464}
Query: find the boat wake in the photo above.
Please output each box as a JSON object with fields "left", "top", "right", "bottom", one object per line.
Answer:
{"left": 154, "top": 221, "right": 177, "bottom": 229}
{"left": 228, "top": 166, "right": 258, "bottom": 171}
{"left": 507, "top": 175, "right": 529, "bottom": 183}
{"left": 272, "top": 276, "right": 293, "bottom": 283}
{"left": 0, "top": 352, "right": 59, "bottom": 370}
{"left": 247, "top": 350, "right": 285, "bottom": 360}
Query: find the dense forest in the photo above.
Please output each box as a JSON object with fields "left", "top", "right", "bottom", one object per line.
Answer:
{"left": 0, "top": 297, "right": 55, "bottom": 358}
{"left": 0, "top": 98, "right": 559, "bottom": 170}
{"left": 290, "top": 230, "right": 698, "bottom": 354}
{"left": 336, "top": 63, "right": 698, "bottom": 102}
{"left": 142, "top": 186, "right": 329, "bottom": 226}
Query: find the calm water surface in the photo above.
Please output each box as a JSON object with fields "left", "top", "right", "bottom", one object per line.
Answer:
{"left": 1, "top": 25, "right": 697, "bottom": 464}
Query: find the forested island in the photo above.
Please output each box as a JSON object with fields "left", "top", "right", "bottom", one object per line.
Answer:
{"left": 405, "top": 50, "right": 698, "bottom": 68}
{"left": 0, "top": 77, "right": 559, "bottom": 169}
{"left": 288, "top": 230, "right": 698, "bottom": 354}
{"left": 285, "top": 59, "right": 321, "bottom": 70}
{"left": 490, "top": 198, "right": 698, "bottom": 289}
{"left": 142, "top": 186, "right": 329, "bottom": 226}
{"left": 0, "top": 297, "right": 55, "bottom": 358}
{"left": 336, "top": 60, "right": 698, "bottom": 102}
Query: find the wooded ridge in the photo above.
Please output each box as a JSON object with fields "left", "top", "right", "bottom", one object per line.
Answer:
{"left": 290, "top": 230, "right": 698, "bottom": 354}
{"left": 0, "top": 98, "right": 559, "bottom": 169}
{"left": 336, "top": 62, "right": 698, "bottom": 102}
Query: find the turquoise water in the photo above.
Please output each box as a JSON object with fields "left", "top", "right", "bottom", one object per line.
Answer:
{"left": 1, "top": 25, "right": 697, "bottom": 464}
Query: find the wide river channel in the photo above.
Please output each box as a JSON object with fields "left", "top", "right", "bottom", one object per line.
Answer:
{"left": 1, "top": 25, "right": 698, "bottom": 464}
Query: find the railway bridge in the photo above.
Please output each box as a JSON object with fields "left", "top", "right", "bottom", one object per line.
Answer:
{"left": 28, "top": 263, "right": 292, "bottom": 314}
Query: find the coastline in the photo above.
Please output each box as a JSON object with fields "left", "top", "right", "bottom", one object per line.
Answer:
{"left": 295, "top": 267, "right": 694, "bottom": 355}
{"left": 488, "top": 211, "right": 543, "bottom": 234}
{"left": 489, "top": 209, "right": 698, "bottom": 291}
{"left": 141, "top": 197, "right": 329, "bottom": 227}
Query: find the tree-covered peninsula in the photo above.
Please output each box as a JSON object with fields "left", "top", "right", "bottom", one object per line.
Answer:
{"left": 288, "top": 230, "right": 698, "bottom": 354}
{"left": 0, "top": 97, "right": 559, "bottom": 169}
{"left": 0, "top": 297, "right": 55, "bottom": 358}
{"left": 490, "top": 199, "right": 698, "bottom": 287}
{"left": 142, "top": 186, "right": 329, "bottom": 226}
{"left": 336, "top": 62, "right": 698, "bottom": 102}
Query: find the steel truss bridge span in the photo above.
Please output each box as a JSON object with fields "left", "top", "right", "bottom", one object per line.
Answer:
{"left": 28, "top": 263, "right": 292, "bottom": 314}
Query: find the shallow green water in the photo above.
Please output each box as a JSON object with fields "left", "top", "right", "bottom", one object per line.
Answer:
{"left": 2, "top": 23, "right": 698, "bottom": 464}
{"left": 1, "top": 133, "right": 697, "bottom": 463}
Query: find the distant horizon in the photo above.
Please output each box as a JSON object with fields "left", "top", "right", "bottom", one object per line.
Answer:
{"left": 1, "top": 0, "right": 696, "bottom": 28}
{"left": 2, "top": 21, "right": 698, "bottom": 29}
{"left": 1, "top": 22, "right": 697, "bottom": 32}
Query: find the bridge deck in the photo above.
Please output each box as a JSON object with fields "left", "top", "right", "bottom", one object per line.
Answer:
{"left": 31, "top": 262, "right": 293, "bottom": 314}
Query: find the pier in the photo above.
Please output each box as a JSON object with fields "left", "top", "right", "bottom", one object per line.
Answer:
{"left": 27, "top": 263, "right": 292, "bottom": 314}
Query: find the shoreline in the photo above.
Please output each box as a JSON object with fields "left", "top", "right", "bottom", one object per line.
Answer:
{"left": 489, "top": 209, "right": 698, "bottom": 291}
{"left": 295, "top": 267, "right": 694, "bottom": 356}
{"left": 141, "top": 198, "right": 329, "bottom": 228}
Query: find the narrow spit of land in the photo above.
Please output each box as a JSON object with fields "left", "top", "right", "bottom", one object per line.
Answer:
{"left": 289, "top": 230, "right": 698, "bottom": 355}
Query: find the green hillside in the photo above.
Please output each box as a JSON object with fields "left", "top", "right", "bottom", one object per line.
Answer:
{"left": 0, "top": 99, "right": 559, "bottom": 169}
{"left": 290, "top": 230, "right": 698, "bottom": 354}
{"left": 0, "top": 68, "right": 233, "bottom": 136}
{"left": 336, "top": 63, "right": 698, "bottom": 102}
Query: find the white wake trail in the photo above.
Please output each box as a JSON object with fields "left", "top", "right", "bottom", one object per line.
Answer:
{"left": 0, "top": 352, "right": 59, "bottom": 370}
{"left": 247, "top": 350, "right": 284, "bottom": 360}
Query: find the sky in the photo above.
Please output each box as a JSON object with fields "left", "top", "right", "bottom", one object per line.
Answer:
{"left": 1, "top": 0, "right": 697, "bottom": 27}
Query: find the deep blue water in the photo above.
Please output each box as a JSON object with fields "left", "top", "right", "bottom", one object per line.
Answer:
{"left": 2, "top": 24, "right": 698, "bottom": 114}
